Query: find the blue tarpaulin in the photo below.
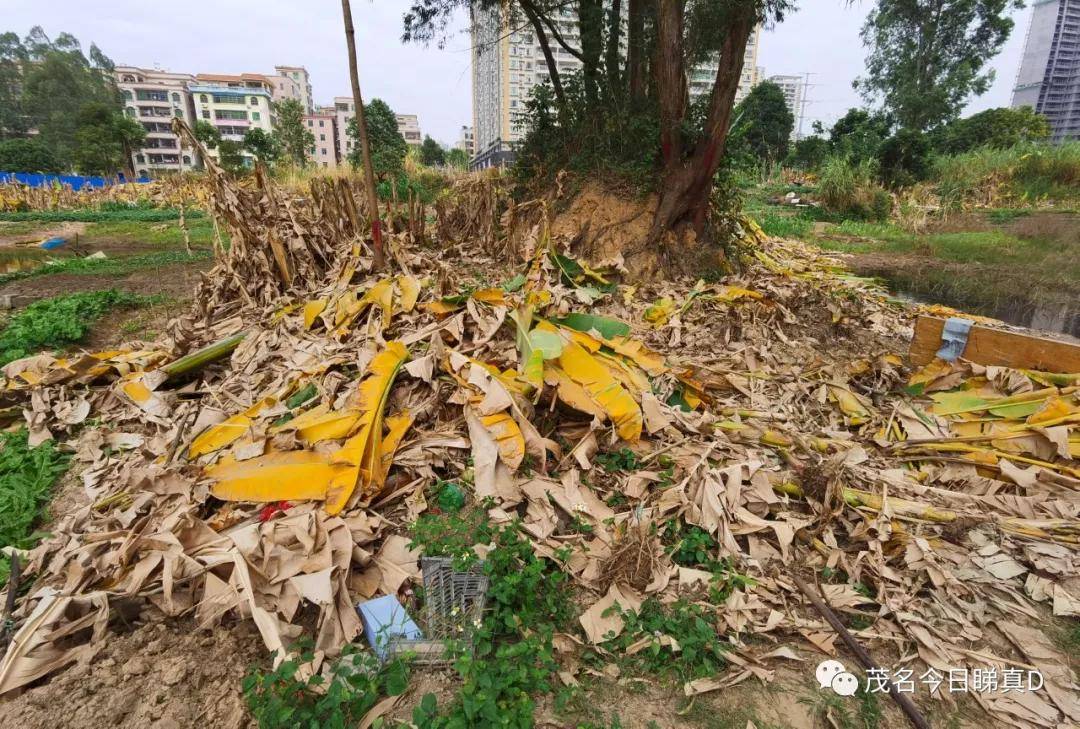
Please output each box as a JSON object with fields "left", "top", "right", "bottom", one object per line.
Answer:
{"left": 0, "top": 171, "right": 150, "bottom": 191}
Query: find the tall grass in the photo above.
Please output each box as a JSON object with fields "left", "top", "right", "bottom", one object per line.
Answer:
{"left": 934, "top": 142, "right": 1080, "bottom": 209}
{"left": 817, "top": 157, "right": 892, "bottom": 221}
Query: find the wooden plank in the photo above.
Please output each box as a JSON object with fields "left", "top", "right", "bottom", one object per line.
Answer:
{"left": 909, "top": 315, "right": 1080, "bottom": 373}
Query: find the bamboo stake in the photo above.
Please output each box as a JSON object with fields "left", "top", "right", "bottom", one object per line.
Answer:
{"left": 340, "top": 0, "right": 385, "bottom": 270}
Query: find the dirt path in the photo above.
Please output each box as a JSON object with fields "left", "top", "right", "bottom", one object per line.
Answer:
{"left": 0, "top": 261, "right": 209, "bottom": 307}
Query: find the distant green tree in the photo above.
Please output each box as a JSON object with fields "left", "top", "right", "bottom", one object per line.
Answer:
{"left": 933, "top": 106, "right": 1051, "bottom": 154}
{"left": 878, "top": 128, "right": 933, "bottom": 187}
{"left": 18, "top": 28, "right": 120, "bottom": 166}
{"left": 829, "top": 108, "right": 892, "bottom": 163}
{"left": 856, "top": 0, "right": 1023, "bottom": 131}
{"left": 0, "top": 138, "right": 61, "bottom": 173}
{"left": 446, "top": 147, "right": 468, "bottom": 169}
{"left": 70, "top": 102, "right": 146, "bottom": 176}
{"left": 0, "top": 32, "right": 28, "bottom": 139}
{"left": 243, "top": 127, "right": 279, "bottom": 165}
{"left": 785, "top": 135, "right": 829, "bottom": 170}
{"left": 272, "top": 99, "right": 313, "bottom": 166}
{"left": 729, "top": 81, "right": 794, "bottom": 167}
{"left": 419, "top": 135, "right": 446, "bottom": 166}
{"left": 193, "top": 120, "right": 222, "bottom": 149}
{"left": 192, "top": 121, "right": 245, "bottom": 174}
{"left": 346, "top": 98, "right": 406, "bottom": 179}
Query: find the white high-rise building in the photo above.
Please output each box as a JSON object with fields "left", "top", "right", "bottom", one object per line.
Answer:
{"left": 1012, "top": 0, "right": 1080, "bottom": 142}
{"left": 766, "top": 74, "right": 805, "bottom": 138}
{"left": 458, "top": 125, "right": 475, "bottom": 155}
{"left": 470, "top": 7, "right": 763, "bottom": 169}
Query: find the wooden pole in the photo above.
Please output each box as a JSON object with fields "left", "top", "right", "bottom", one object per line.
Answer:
{"left": 340, "top": 0, "right": 385, "bottom": 270}
{"left": 790, "top": 572, "right": 930, "bottom": 729}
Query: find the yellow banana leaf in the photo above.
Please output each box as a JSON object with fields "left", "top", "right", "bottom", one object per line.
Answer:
{"left": 303, "top": 299, "right": 327, "bottom": 329}
{"left": 542, "top": 323, "right": 641, "bottom": 441}
{"left": 396, "top": 275, "right": 420, "bottom": 312}
{"left": 324, "top": 341, "right": 410, "bottom": 514}
{"left": 644, "top": 298, "right": 676, "bottom": 326}
{"left": 273, "top": 404, "right": 364, "bottom": 445}
{"left": 380, "top": 412, "right": 414, "bottom": 473}
{"left": 473, "top": 406, "right": 526, "bottom": 471}
{"left": 828, "top": 385, "right": 872, "bottom": 425}
{"left": 208, "top": 450, "right": 350, "bottom": 502}
{"left": 472, "top": 288, "right": 507, "bottom": 305}
{"left": 1027, "top": 396, "right": 1078, "bottom": 426}
{"left": 189, "top": 396, "right": 277, "bottom": 458}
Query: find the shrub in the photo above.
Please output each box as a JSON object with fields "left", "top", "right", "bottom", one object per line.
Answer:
{"left": 243, "top": 642, "right": 410, "bottom": 728}
{"left": 933, "top": 106, "right": 1051, "bottom": 155}
{"left": 786, "top": 135, "right": 830, "bottom": 171}
{"left": 0, "top": 139, "right": 63, "bottom": 174}
{"left": 878, "top": 128, "right": 933, "bottom": 188}
{"left": 818, "top": 156, "right": 892, "bottom": 221}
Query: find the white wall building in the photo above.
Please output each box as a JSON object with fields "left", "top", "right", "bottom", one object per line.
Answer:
{"left": 305, "top": 111, "right": 339, "bottom": 169}
{"left": 397, "top": 114, "right": 422, "bottom": 146}
{"left": 115, "top": 66, "right": 198, "bottom": 176}
{"left": 331, "top": 97, "right": 423, "bottom": 163}
{"left": 1012, "top": 0, "right": 1080, "bottom": 142}
{"left": 458, "top": 125, "right": 475, "bottom": 155}
{"left": 191, "top": 74, "right": 275, "bottom": 168}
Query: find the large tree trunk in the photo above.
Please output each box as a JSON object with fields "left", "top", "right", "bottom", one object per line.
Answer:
{"left": 649, "top": 1, "right": 753, "bottom": 246}
{"left": 626, "top": 0, "right": 646, "bottom": 102}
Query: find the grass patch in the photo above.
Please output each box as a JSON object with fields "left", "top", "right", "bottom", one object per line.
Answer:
{"left": 754, "top": 210, "right": 814, "bottom": 238}
{"left": 0, "top": 248, "right": 212, "bottom": 285}
{"left": 0, "top": 208, "right": 204, "bottom": 223}
{"left": 0, "top": 430, "right": 70, "bottom": 584}
{"left": 934, "top": 142, "right": 1080, "bottom": 208}
{"left": 0, "top": 290, "right": 161, "bottom": 365}
{"left": 83, "top": 218, "right": 215, "bottom": 247}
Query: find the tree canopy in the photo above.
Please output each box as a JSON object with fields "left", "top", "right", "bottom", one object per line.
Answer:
{"left": 419, "top": 135, "right": 446, "bottom": 167}
{"left": 856, "top": 0, "right": 1023, "bottom": 131}
{"left": 0, "top": 138, "right": 62, "bottom": 173}
{"left": 729, "top": 80, "right": 794, "bottom": 167}
{"left": 0, "top": 27, "right": 125, "bottom": 172}
{"left": 347, "top": 98, "right": 407, "bottom": 179}
{"left": 933, "top": 106, "right": 1051, "bottom": 154}
{"left": 71, "top": 101, "right": 146, "bottom": 176}
{"left": 403, "top": 0, "right": 792, "bottom": 250}
{"left": 243, "top": 127, "right": 280, "bottom": 165}
{"left": 272, "top": 99, "right": 313, "bottom": 166}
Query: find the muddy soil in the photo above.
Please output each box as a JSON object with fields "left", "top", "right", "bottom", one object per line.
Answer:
{"left": 0, "top": 261, "right": 209, "bottom": 306}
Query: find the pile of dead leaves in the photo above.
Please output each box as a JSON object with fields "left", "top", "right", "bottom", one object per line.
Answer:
{"left": 0, "top": 162, "right": 1077, "bottom": 728}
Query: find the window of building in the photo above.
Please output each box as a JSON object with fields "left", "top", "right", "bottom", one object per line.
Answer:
{"left": 136, "top": 154, "right": 145, "bottom": 163}
{"left": 252, "top": 112, "right": 261, "bottom": 121}
{"left": 250, "top": 96, "right": 258, "bottom": 105}
{"left": 319, "top": 133, "right": 325, "bottom": 141}
{"left": 123, "top": 90, "right": 133, "bottom": 100}
{"left": 215, "top": 109, "right": 248, "bottom": 120}
{"left": 321, "top": 148, "right": 327, "bottom": 155}
{"left": 174, "top": 108, "right": 183, "bottom": 117}
{"left": 318, "top": 120, "right": 324, "bottom": 127}
{"left": 172, "top": 92, "right": 180, "bottom": 103}
{"left": 307, "top": 120, "right": 313, "bottom": 126}
{"left": 182, "top": 155, "right": 191, "bottom": 165}
{"left": 126, "top": 107, "right": 137, "bottom": 117}
{"left": 202, "top": 110, "right": 210, "bottom": 119}
{"left": 200, "top": 94, "right": 208, "bottom": 103}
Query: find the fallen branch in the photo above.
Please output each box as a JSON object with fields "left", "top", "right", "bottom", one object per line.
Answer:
{"left": 161, "top": 332, "right": 246, "bottom": 381}
{"left": 790, "top": 571, "right": 930, "bottom": 729}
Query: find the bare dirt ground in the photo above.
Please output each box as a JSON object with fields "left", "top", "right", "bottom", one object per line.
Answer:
{"left": 0, "top": 615, "right": 264, "bottom": 729}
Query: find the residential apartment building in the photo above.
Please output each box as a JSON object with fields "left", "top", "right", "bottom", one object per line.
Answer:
{"left": 470, "top": 5, "right": 763, "bottom": 168}
{"left": 274, "top": 65, "right": 314, "bottom": 114}
{"left": 1012, "top": 0, "right": 1080, "bottom": 142}
{"left": 305, "top": 111, "right": 339, "bottom": 169}
{"left": 458, "top": 125, "right": 475, "bottom": 155}
{"left": 397, "top": 114, "right": 423, "bottom": 145}
{"left": 766, "top": 74, "right": 805, "bottom": 138}
{"left": 115, "top": 66, "right": 198, "bottom": 176}
{"left": 191, "top": 74, "right": 275, "bottom": 167}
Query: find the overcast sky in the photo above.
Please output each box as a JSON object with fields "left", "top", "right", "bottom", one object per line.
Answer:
{"left": 2, "top": 0, "right": 1031, "bottom": 146}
